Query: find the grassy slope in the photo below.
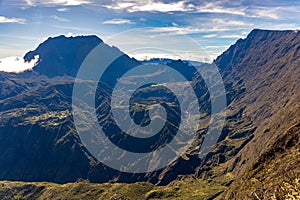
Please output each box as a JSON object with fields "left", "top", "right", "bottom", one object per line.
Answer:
{"left": 0, "top": 177, "right": 227, "bottom": 200}
{"left": 221, "top": 121, "right": 300, "bottom": 199}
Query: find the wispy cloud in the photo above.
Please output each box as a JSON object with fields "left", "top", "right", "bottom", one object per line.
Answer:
{"left": 244, "top": 5, "right": 300, "bottom": 20}
{"left": 202, "top": 33, "right": 246, "bottom": 39}
{"left": 53, "top": 25, "right": 92, "bottom": 31}
{"left": 218, "top": 34, "right": 245, "bottom": 39}
{"left": 24, "top": 0, "right": 91, "bottom": 7}
{"left": 103, "top": 19, "right": 134, "bottom": 25}
{"left": 192, "top": 2, "right": 246, "bottom": 16}
{"left": 0, "top": 16, "right": 26, "bottom": 24}
{"left": 203, "top": 34, "right": 218, "bottom": 38}
{"left": 0, "top": 34, "right": 38, "bottom": 41}
{"left": 51, "top": 15, "right": 70, "bottom": 22}
{"left": 204, "top": 45, "right": 229, "bottom": 49}
{"left": 147, "top": 26, "right": 229, "bottom": 35}
{"left": 247, "top": 7, "right": 280, "bottom": 19}
{"left": 211, "top": 18, "right": 248, "bottom": 26}
{"left": 255, "top": 23, "right": 299, "bottom": 30}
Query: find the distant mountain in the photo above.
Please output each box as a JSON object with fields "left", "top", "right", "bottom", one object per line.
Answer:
{"left": 0, "top": 30, "right": 299, "bottom": 199}
{"left": 140, "top": 57, "right": 203, "bottom": 67}
{"left": 140, "top": 58, "right": 176, "bottom": 65}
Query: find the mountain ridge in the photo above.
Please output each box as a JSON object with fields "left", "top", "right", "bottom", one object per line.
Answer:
{"left": 213, "top": 28, "right": 300, "bottom": 199}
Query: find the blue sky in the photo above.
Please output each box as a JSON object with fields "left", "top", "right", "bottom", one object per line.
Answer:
{"left": 0, "top": 0, "right": 300, "bottom": 71}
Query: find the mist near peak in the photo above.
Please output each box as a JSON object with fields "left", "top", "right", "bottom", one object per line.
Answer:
{"left": 0, "top": 55, "right": 39, "bottom": 73}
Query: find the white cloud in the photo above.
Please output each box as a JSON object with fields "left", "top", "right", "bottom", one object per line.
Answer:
{"left": 57, "top": 0, "right": 91, "bottom": 6}
{"left": 25, "top": 0, "right": 35, "bottom": 6}
{"left": 104, "top": 2, "right": 135, "bottom": 10}
{"left": 172, "top": 22, "right": 179, "bottom": 27}
{"left": 104, "top": 0, "right": 191, "bottom": 13}
{"left": 0, "top": 16, "right": 26, "bottom": 24}
{"left": 57, "top": 7, "right": 69, "bottom": 12}
{"left": 128, "top": 1, "right": 191, "bottom": 13}
{"left": 203, "top": 34, "right": 218, "bottom": 38}
{"left": 101, "top": 0, "right": 300, "bottom": 22}
{"left": 24, "top": 0, "right": 91, "bottom": 7}
{"left": 103, "top": 19, "right": 134, "bottom": 25}
{"left": 103, "top": 0, "right": 248, "bottom": 16}
{"left": 0, "top": 55, "right": 39, "bottom": 73}
{"left": 51, "top": 15, "right": 70, "bottom": 22}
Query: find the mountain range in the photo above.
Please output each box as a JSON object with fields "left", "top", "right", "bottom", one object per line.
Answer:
{"left": 0, "top": 29, "right": 299, "bottom": 199}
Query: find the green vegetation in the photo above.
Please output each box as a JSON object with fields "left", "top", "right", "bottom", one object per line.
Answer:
{"left": 0, "top": 177, "right": 227, "bottom": 200}
{"left": 222, "top": 122, "right": 300, "bottom": 199}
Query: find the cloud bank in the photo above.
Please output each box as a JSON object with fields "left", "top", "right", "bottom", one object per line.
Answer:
{"left": 0, "top": 55, "right": 39, "bottom": 73}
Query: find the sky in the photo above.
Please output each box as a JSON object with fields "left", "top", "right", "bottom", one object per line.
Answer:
{"left": 0, "top": 0, "right": 300, "bottom": 72}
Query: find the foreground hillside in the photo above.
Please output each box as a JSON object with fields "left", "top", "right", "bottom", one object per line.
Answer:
{"left": 0, "top": 166, "right": 298, "bottom": 200}
{"left": 0, "top": 177, "right": 227, "bottom": 200}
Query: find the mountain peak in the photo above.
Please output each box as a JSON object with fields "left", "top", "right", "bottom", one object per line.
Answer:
{"left": 23, "top": 35, "right": 103, "bottom": 78}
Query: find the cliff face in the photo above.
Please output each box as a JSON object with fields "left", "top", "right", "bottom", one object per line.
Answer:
{"left": 214, "top": 29, "right": 300, "bottom": 199}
